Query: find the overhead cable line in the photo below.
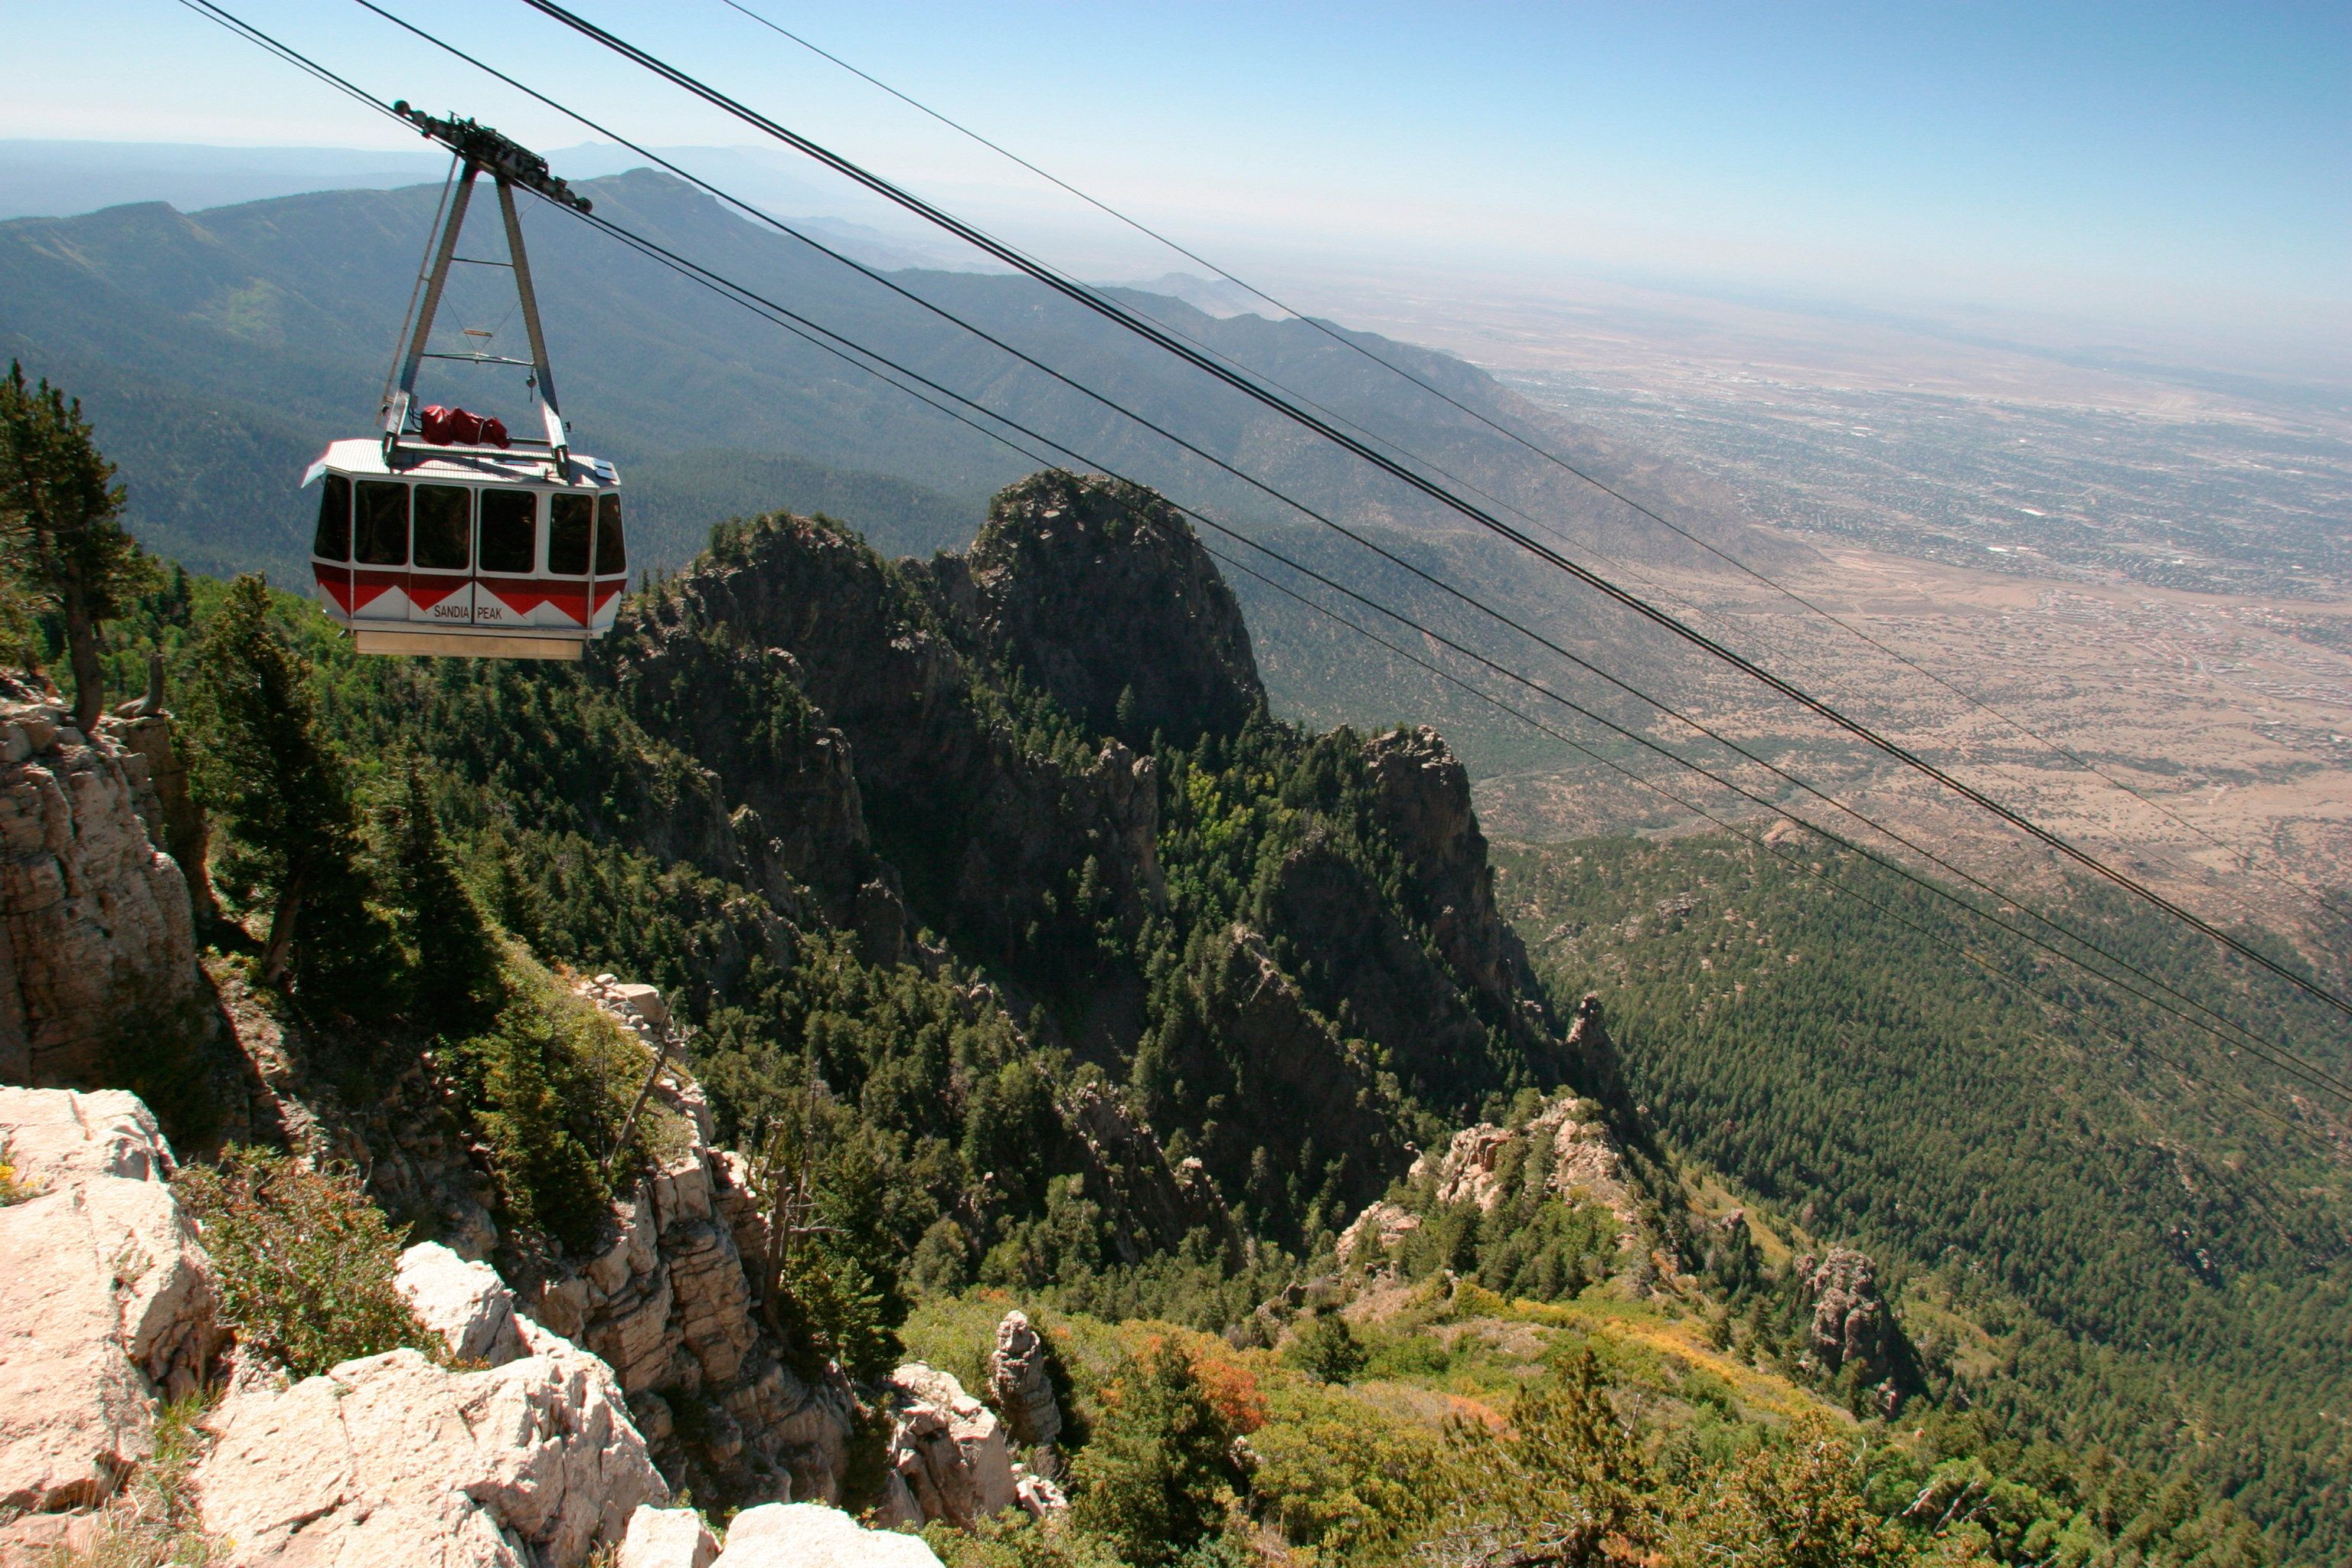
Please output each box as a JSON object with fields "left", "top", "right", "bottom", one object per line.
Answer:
{"left": 349, "top": 0, "right": 2352, "bottom": 1089}
{"left": 185, "top": 0, "right": 2352, "bottom": 1108}
{"left": 547, "top": 202, "right": 2352, "bottom": 1116}
{"left": 341, "top": 0, "right": 2352, "bottom": 1092}
{"left": 509, "top": 0, "right": 2352, "bottom": 1024}
{"left": 564, "top": 166, "right": 2352, "bottom": 1146}
{"left": 581, "top": 197, "right": 2352, "bottom": 1116}
{"left": 1200, "top": 541, "right": 2340, "bottom": 1161}
{"left": 345, "top": 0, "right": 2305, "bottom": 1070}
{"left": 717, "top": 0, "right": 2348, "bottom": 933}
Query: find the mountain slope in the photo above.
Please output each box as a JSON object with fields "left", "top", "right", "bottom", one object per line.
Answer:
{"left": 1494, "top": 834, "right": 2352, "bottom": 1562}
{"left": 47, "top": 466, "right": 2332, "bottom": 1560}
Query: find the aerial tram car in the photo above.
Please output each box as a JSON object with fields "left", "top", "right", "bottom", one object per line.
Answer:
{"left": 304, "top": 104, "right": 625, "bottom": 659}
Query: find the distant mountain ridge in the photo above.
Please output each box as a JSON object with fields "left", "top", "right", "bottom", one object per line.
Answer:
{"left": 0, "top": 167, "right": 1798, "bottom": 591}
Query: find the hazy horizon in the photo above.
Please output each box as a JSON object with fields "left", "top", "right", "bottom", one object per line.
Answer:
{"left": 3, "top": 1, "right": 2344, "bottom": 374}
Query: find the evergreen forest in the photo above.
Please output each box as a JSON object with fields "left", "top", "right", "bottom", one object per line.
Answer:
{"left": 5, "top": 426, "right": 2344, "bottom": 1563}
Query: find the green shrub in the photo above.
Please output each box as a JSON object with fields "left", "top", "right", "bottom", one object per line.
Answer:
{"left": 174, "top": 1147, "right": 433, "bottom": 1377}
{"left": 1282, "top": 1312, "right": 1367, "bottom": 1385}
{"left": 1364, "top": 1331, "right": 1450, "bottom": 1380}
{"left": 449, "top": 1001, "right": 616, "bottom": 1255}
{"left": 1068, "top": 1341, "right": 1245, "bottom": 1568}
{"left": 1244, "top": 1382, "right": 1452, "bottom": 1559}
{"left": 1662, "top": 1414, "right": 1925, "bottom": 1568}
{"left": 923, "top": 1512, "right": 1128, "bottom": 1568}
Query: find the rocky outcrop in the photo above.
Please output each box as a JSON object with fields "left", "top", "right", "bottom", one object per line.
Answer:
{"left": 878, "top": 1363, "right": 1015, "bottom": 1528}
{"left": 1560, "top": 992, "right": 1629, "bottom": 1111}
{"left": 0, "top": 1087, "right": 217, "bottom": 1513}
{"left": 0, "top": 683, "right": 202, "bottom": 1086}
{"left": 523, "top": 978, "right": 859, "bottom": 1509}
{"left": 1331, "top": 1090, "right": 1651, "bottom": 1283}
{"left": 1414, "top": 1093, "right": 1640, "bottom": 1237}
{"left": 713, "top": 1502, "right": 942, "bottom": 1568}
{"left": 621, "top": 1504, "right": 720, "bottom": 1568}
{"left": 932, "top": 470, "right": 1265, "bottom": 747}
{"left": 1335, "top": 1199, "right": 1420, "bottom": 1267}
{"left": 986, "top": 1311, "right": 1062, "bottom": 1458}
{"left": 1361, "top": 724, "right": 1549, "bottom": 1032}
{"left": 1063, "top": 1080, "right": 1238, "bottom": 1262}
{"left": 194, "top": 1335, "right": 666, "bottom": 1566}
{"left": 1795, "top": 1247, "right": 1907, "bottom": 1401}
{"left": 99, "top": 669, "right": 214, "bottom": 926}
{"left": 606, "top": 514, "right": 1167, "bottom": 1001}
{"left": 621, "top": 1504, "right": 721, "bottom": 1568}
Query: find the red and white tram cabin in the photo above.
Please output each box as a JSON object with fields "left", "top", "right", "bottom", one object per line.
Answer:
{"left": 304, "top": 438, "right": 627, "bottom": 660}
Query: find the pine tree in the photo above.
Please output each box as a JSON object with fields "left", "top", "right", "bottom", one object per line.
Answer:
{"left": 185, "top": 576, "right": 365, "bottom": 988}
{"left": 1070, "top": 1342, "right": 1244, "bottom": 1566}
{"left": 0, "top": 363, "right": 158, "bottom": 729}
{"left": 382, "top": 760, "right": 501, "bottom": 1027}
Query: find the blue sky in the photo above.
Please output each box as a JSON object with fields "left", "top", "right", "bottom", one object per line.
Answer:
{"left": 4, "top": 1, "right": 2345, "bottom": 336}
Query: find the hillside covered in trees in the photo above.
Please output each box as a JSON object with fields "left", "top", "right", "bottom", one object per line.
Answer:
{"left": 1495, "top": 835, "right": 2351, "bottom": 1559}
{"left": 1, "top": 361, "right": 2339, "bottom": 1563}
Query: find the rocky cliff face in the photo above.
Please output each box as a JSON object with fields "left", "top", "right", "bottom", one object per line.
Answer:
{"left": 1361, "top": 724, "right": 1550, "bottom": 1035}
{"left": 563, "top": 489, "right": 1597, "bottom": 1242}
{"left": 531, "top": 977, "right": 861, "bottom": 1508}
{"left": 603, "top": 514, "right": 1165, "bottom": 1008}
{"left": 0, "top": 678, "right": 204, "bottom": 1087}
{"left": 1060, "top": 1079, "right": 1240, "bottom": 1262}
{"left": 930, "top": 471, "right": 1265, "bottom": 748}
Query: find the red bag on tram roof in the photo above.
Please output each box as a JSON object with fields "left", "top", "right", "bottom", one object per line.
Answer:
{"left": 478, "top": 415, "right": 510, "bottom": 449}
{"left": 420, "top": 403, "right": 456, "bottom": 444}
{"left": 445, "top": 407, "right": 485, "bottom": 445}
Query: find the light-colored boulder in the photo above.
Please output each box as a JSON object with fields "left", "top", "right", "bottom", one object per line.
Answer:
{"left": 0, "top": 1088, "right": 215, "bottom": 1513}
{"left": 608, "top": 983, "right": 671, "bottom": 1033}
{"left": 195, "top": 1340, "right": 666, "bottom": 1566}
{"left": 619, "top": 1504, "right": 720, "bottom": 1568}
{"left": 0, "top": 1087, "right": 175, "bottom": 1184}
{"left": 1012, "top": 1465, "right": 1069, "bottom": 1521}
{"left": 397, "top": 1241, "right": 524, "bottom": 1366}
{"left": 882, "top": 1363, "right": 1016, "bottom": 1527}
{"left": 714, "top": 1503, "right": 942, "bottom": 1568}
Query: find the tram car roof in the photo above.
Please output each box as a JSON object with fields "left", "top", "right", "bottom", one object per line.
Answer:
{"left": 302, "top": 437, "right": 619, "bottom": 490}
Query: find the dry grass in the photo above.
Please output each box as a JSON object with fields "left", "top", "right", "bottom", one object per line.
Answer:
{"left": 39, "top": 1397, "right": 219, "bottom": 1567}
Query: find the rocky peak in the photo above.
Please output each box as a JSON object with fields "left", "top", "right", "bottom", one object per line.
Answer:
{"left": 1361, "top": 725, "right": 1551, "bottom": 1035}
{"left": 986, "top": 1310, "right": 1063, "bottom": 1461}
{"left": 932, "top": 471, "right": 1265, "bottom": 747}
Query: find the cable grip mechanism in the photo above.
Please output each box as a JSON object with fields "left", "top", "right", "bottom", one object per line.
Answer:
{"left": 393, "top": 100, "right": 593, "bottom": 212}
